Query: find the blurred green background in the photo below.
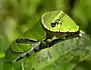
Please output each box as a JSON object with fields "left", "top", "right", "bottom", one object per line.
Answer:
{"left": 0, "top": 0, "right": 91, "bottom": 51}
{"left": 0, "top": 0, "right": 91, "bottom": 69}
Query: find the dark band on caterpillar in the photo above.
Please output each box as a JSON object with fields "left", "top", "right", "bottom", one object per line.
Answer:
{"left": 16, "top": 38, "right": 39, "bottom": 44}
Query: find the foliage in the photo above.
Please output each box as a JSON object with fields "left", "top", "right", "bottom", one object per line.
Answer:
{"left": 0, "top": 0, "right": 91, "bottom": 70}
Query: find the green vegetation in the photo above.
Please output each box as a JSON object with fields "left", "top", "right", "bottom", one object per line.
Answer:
{"left": 0, "top": 0, "right": 91, "bottom": 70}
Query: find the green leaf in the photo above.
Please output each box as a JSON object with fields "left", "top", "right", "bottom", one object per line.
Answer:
{"left": 30, "top": 34, "right": 91, "bottom": 70}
